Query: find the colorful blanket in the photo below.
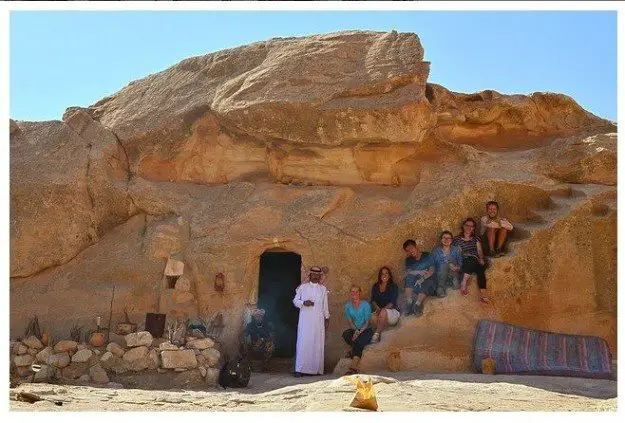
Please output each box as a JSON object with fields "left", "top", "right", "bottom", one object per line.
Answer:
{"left": 472, "top": 320, "right": 612, "bottom": 379}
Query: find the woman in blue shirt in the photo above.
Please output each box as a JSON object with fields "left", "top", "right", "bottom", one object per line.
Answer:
{"left": 431, "top": 231, "right": 463, "bottom": 296}
{"left": 342, "top": 284, "right": 373, "bottom": 375}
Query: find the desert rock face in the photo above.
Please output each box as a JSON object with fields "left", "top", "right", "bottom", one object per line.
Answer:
{"left": 10, "top": 30, "right": 617, "bottom": 373}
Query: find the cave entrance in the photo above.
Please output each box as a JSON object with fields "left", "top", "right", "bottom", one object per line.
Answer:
{"left": 257, "top": 250, "right": 301, "bottom": 358}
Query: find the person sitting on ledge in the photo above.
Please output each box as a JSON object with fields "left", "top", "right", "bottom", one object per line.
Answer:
{"left": 342, "top": 284, "right": 373, "bottom": 375}
{"left": 241, "top": 309, "right": 275, "bottom": 371}
{"left": 431, "top": 230, "right": 463, "bottom": 294}
{"left": 402, "top": 239, "right": 436, "bottom": 317}
{"left": 454, "top": 218, "right": 489, "bottom": 304}
{"left": 369, "top": 266, "right": 400, "bottom": 344}
{"left": 480, "top": 201, "right": 514, "bottom": 257}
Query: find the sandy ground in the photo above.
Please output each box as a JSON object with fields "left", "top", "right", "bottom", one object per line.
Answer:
{"left": 10, "top": 371, "right": 617, "bottom": 412}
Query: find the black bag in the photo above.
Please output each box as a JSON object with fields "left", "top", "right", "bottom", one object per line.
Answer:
{"left": 218, "top": 355, "right": 251, "bottom": 389}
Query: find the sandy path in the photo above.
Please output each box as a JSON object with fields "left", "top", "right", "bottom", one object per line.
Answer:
{"left": 10, "top": 372, "right": 616, "bottom": 412}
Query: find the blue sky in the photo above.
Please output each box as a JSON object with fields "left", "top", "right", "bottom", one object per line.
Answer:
{"left": 10, "top": 11, "right": 617, "bottom": 121}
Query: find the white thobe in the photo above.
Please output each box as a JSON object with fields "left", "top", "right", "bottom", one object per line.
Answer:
{"left": 293, "top": 282, "right": 330, "bottom": 374}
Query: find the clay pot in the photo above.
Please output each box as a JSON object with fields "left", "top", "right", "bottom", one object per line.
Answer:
{"left": 89, "top": 332, "right": 105, "bottom": 347}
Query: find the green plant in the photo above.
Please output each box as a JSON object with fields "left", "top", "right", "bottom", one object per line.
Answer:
{"left": 24, "top": 315, "right": 42, "bottom": 339}
{"left": 69, "top": 324, "right": 83, "bottom": 343}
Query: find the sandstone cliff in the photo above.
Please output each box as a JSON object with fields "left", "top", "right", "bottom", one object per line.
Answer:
{"left": 10, "top": 30, "right": 616, "bottom": 372}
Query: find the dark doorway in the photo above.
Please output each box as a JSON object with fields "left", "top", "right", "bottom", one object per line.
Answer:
{"left": 257, "top": 251, "right": 301, "bottom": 358}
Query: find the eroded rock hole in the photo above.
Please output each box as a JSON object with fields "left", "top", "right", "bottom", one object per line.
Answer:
{"left": 425, "top": 84, "right": 435, "bottom": 103}
{"left": 167, "top": 275, "right": 180, "bottom": 289}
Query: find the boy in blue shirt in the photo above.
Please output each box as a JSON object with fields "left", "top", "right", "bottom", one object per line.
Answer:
{"left": 403, "top": 239, "right": 435, "bottom": 317}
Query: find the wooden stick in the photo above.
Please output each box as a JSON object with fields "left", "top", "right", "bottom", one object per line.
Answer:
{"left": 106, "top": 285, "right": 115, "bottom": 343}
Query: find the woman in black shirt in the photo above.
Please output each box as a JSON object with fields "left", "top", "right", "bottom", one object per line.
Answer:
{"left": 370, "top": 267, "right": 400, "bottom": 343}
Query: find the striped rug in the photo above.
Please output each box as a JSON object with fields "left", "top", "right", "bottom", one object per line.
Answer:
{"left": 472, "top": 320, "right": 613, "bottom": 379}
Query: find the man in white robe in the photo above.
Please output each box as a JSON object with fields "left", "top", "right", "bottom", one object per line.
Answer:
{"left": 293, "top": 266, "right": 330, "bottom": 376}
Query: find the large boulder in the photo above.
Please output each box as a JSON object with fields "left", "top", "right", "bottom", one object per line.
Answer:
{"left": 72, "top": 349, "right": 94, "bottom": 363}
{"left": 89, "top": 363, "right": 110, "bottom": 384}
{"left": 201, "top": 348, "right": 221, "bottom": 367}
{"left": 106, "top": 342, "right": 125, "bottom": 357}
{"left": 23, "top": 336, "right": 44, "bottom": 350}
{"left": 47, "top": 352, "right": 71, "bottom": 369}
{"left": 160, "top": 350, "right": 198, "bottom": 369}
{"left": 35, "top": 346, "right": 54, "bottom": 364}
{"left": 186, "top": 338, "right": 214, "bottom": 350}
{"left": 125, "top": 331, "right": 154, "bottom": 348}
{"left": 13, "top": 354, "right": 34, "bottom": 367}
{"left": 54, "top": 340, "right": 78, "bottom": 353}
{"left": 122, "top": 346, "right": 151, "bottom": 371}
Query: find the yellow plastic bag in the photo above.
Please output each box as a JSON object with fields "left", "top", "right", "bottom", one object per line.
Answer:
{"left": 349, "top": 376, "right": 379, "bottom": 411}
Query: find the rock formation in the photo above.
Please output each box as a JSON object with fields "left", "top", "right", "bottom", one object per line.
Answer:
{"left": 10, "top": 30, "right": 616, "bottom": 373}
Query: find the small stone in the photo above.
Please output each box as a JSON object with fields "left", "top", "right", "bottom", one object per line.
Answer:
{"left": 107, "top": 382, "right": 124, "bottom": 389}
{"left": 201, "top": 348, "right": 221, "bottom": 367}
{"left": 101, "top": 351, "right": 113, "bottom": 362}
{"left": 160, "top": 350, "right": 198, "bottom": 369}
{"left": 17, "top": 366, "right": 33, "bottom": 377}
{"left": 54, "top": 340, "right": 79, "bottom": 353}
{"left": 63, "top": 362, "right": 89, "bottom": 379}
{"left": 186, "top": 338, "right": 215, "bottom": 350}
{"left": 16, "top": 344, "right": 28, "bottom": 355}
{"left": 89, "top": 364, "right": 109, "bottom": 384}
{"left": 199, "top": 366, "right": 207, "bottom": 378}
{"left": 78, "top": 374, "right": 91, "bottom": 383}
{"left": 158, "top": 341, "right": 179, "bottom": 351}
{"left": 23, "top": 336, "right": 44, "bottom": 350}
{"left": 14, "top": 354, "right": 34, "bottom": 367}
{"left": 108, "top": 333, "right": 127, "bottom": 348}
{"left": 149, "top": 349, "right": 159, "bottom": 369}
{"left": 196, "top": 354, "right": 207, "bottom": 366}
{"left": 33, "top": 365, "right": 57, "bottom": 382}
{"left": 123, "top": 346, "right": 149, "bottom": 362}
{"left": 94, "top": 350, "right": 102, "bottom": 356}
{"left": 151, "top": 337, "right": 168, "bottom": 348}
{"left": 174, "top": 368, "right": 187, "bottom": 372}
{"left": 47, "top": 352, "right": 71, "bottom": 368}
{"left": 205, "top": 368, "right": 220, "bottom": 387}
{"left": 27, "top": 348, "right": 38, "bottom": 356}
{"left": 190, "top": 329, "right": 205, "bottom": 339}
{"left": 76, "top": 343, "right": 88, "bottom": 351}
{"left": 100, "top": 356, "right": 130, "bottom": 374}
{"left": 106, "top": 342, "right": 125, "bottom": 357}
{"left": 35, "top": 346, "right": 54, "bottom": 364}
{"left": 125, "top": 331, "right": 153, "bottom": 348}
{"left": 72, "top": 349, "right": 94, "bottom": 363}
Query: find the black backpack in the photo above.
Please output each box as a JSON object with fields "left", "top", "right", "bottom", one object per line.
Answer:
{"left": 218, "top": 355, "right": 251, "bottom": 389}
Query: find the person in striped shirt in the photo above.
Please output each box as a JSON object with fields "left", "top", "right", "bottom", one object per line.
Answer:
{"left": 453, "top": 218, "right": 489, "bottom": 304}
